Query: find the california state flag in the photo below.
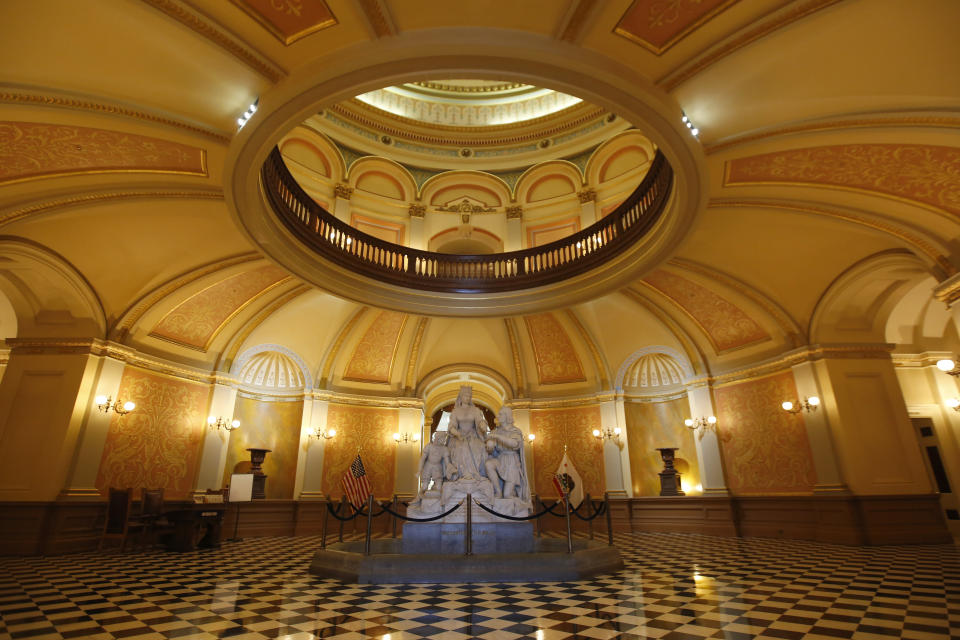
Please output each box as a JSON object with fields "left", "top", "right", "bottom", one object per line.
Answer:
{"left": 554, "top": 451, "right": 584, "bottom": 508}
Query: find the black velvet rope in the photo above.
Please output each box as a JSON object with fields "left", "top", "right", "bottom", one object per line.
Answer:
{"left": 471, "top": 498, "right": 554, "bottom": 521}
{"left": 326, "top": 501, "right": 364, "bottom": 522}
{"left": 572, "top": 501, "right": 607, "bottom": 521}
{"left": 379, "top": 500, "right": 463, "bottom": 522}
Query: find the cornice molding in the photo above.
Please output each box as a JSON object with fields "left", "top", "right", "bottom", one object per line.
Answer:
{"left": 311, "top": 389, "right": 423, "bottom": 409}
{"left": 140, "top": 0, "right": 286, "bottom": 83}
{"left": 356, "top": 0, "right": 397, "bottom": 38}
{"left": 510, "top": 390, "right": 616, "bottom": 410}
{"left": 0, "top": 85, "right": 231, "bottom": 143}
{"left": 658, "top": 0, "right": 843, "bottom": 91}
{"left": 0, "top": 188, "right": 224, "bottom": 229}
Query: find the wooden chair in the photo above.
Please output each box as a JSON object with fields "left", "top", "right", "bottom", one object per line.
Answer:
{"left": 135, "top": 488, "right": 170, "bottom": 548}
{"left": 99, "top": 488, "right": 145, "bottom": 551}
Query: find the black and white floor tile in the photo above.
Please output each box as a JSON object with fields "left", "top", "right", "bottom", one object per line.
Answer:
{"left": 2, "top": 532, "right": 958, "bottom": 639}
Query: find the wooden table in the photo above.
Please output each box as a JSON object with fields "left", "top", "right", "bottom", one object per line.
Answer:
{"left": 162, "top": 504, "right": 226, "bottom": 552}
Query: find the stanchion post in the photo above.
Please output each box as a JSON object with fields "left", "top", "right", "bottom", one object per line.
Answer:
{"left": 363, "top": 493, "right": 374, "bottom": 556}
{"left": 534, "top": 494, "right": 542, "bottom": 537}
{"left": 604, "top": 491, "right": 613, "bottom": 546}
{"left": 391, "top": 494, "right": 399, "bottom": 538}
{"left": 320, "top": 499, "right": 329, "bottom": 549}
{"left": 465, "top": 493, "right": 473, "bottom": 556}
{"left": 338, "top": 494, "right": 346, "bottom": 542}
{"left": 585, "top": 492, "right": 594, "bottom": 540}
{"left": 564, "top": 492, "right": 573, "bottom": 554}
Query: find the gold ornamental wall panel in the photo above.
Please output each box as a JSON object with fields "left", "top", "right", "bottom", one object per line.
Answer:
{"left": 231, "top": 0, "right": 337, "bottom": 45}
{"left": 524, "top": 314, "right": 586, "bottom": 385}
{"left": 321, "top": 404, "right": 397, "bottom": 499}
{"left": 0, "top": 121, "right": 206, "bottom": 185}
{"left": 624, "top": 398, "right": 700, "bottom": 496}
{"left": 714, "top": 370, "right": 817, "bottom": 495}
{"left": 95, "top": 367, "right": 208, "bottom": 499}
{"left": 725, "top": 144, "right": 960, "bottom": 218}
{"left": 149, "top": 265, "right": 289, "bottom": 350}
{"left": 221, "top": 396, "right": 303, "bottom": 499}
{"left": 643, "top": 270, "right": 769, "bottom": 352}
{"left": 615, "top": 0, "right": 736, "bottom": 54}
{"left": 343, "top": 310, "right": 407, "bottom": 383}
{"left": 530, "top": 406, "right": 604, "bottom": 499}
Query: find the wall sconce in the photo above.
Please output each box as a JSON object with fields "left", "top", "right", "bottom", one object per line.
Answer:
{"left": 592, "top": 426, "right": 621, "bottom": 442}
{"left": 310, "top": 427, "right": 336, "bottom": 440}
{"left": 95, "top": 394, "right": 135, "bottom": 415}
{"left": 781, "top": 396, "right": 820, "bottom": 414}
{"left": 208, "top": 416, "right": 240, "bottom": 431}
{"left": 937, "top": 358, "right": 960, "bottom": 376}
{"left": 527, "top": 433, "right": 536, "bottom": 444}
{"left": 684, "top": 416, "right": 716, "bottom": 437}
{"left": 393, "top": 432, "right": 420, "bottom": 444}
{"left": 946, "top": 398, "right": 960, "bottom": 413}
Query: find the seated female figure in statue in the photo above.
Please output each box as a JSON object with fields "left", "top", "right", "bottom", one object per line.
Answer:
{"left": 446, "top": 385, "right": 489, "bottom": 482}
{"left": 484, "top": 406, "right": 529, "bottom": 500}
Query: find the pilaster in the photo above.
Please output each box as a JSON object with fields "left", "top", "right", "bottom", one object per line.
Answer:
{"left": 686, "top": 384, "right": 728, "bottom": 496}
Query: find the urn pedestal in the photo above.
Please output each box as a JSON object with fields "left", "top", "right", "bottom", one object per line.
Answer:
{"left": 246, "top": 448, "right": 271, "bottom": 499}
{"left": 656, "top": 447, "right": 685, "bottom": 496}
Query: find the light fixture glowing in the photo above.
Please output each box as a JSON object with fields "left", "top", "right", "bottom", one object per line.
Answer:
{"left": 393, "top": 432, "right": 419, "bottom": 444}
{"left": 237, "top": 98, "right": 259, "bottom": 130}
{"left": 95, "top": 394, "right": 135, "bottom": 415}
{"left": 781, "top": 397, "right": 820, "bottom": 414}
{"left": 527, "top": 433, "right": 536, "bottom": 442}
{"left": 937, "top": 358, "right": 957, "bottom": 372}
{"left": 680, "top": 111, "right": 700, "bottom": 138}
{"left": 685, "top": 416, "right": 716, "bottom": 436}
{"left": 947, "top": 398, "right": 960, "bottom": 412}
{"left": 208, "top": 415, "right": 240, "bottom": 431}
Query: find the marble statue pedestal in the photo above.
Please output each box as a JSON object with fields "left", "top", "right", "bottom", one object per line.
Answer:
{"left": 402, "top": 521, "right": 534, "bottom": 554}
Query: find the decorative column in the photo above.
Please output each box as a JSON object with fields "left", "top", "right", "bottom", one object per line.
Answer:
{"left": 58, "top": 349, "right": 126, "bottom": 500}
{"left": 408, "top": 204, "right": 426, "bottom": 250}
{"left": 193, "top": 382, "right": 238, "bottom": 497}
{"left": 505, "top": 206, "right": 523, "bottom": 251}
{"left": 686, "top": 383, "right": 728, "bottom": 496}
{"left": 332, "top": 183, "right": 353, "bottom": 225}
{"left": 394, "top": 407, "right": 423, "bottom": 499}
{"left": 599, "top": 399, "right": 629, "bottom": 497}
{"left": 299, "top": 398, "right": 329, "bottom": 499}
{"left": 790, "top": 360, "right": 848, "bottom": 494}
{"left": 578, "top": 189, "right": 598, "bottom": 227}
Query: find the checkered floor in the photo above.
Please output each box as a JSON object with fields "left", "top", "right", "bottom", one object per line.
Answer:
{"left": 2, "top": 532, "right": 958, "bottom": 640}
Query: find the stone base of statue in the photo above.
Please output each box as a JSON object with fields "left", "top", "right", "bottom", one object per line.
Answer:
{"left": 401, "top": 521, "right": 534, "bottom": 554}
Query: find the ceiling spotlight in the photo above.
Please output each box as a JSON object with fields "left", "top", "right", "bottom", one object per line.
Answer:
{"left": 237, "top": 98, "right": 259, "bottom": 130}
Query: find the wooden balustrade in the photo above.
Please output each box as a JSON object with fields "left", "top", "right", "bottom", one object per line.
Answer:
{"left": 262, "top": 146, "right": 673, "bottom": 293}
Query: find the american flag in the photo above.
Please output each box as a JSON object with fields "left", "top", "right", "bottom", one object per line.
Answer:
{"left": 340, "top": 453, "right": 371, "bottom": 509}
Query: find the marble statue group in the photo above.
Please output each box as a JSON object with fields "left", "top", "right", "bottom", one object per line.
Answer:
{"left": 409, "top": 385, "right": 531, "bottom": 520}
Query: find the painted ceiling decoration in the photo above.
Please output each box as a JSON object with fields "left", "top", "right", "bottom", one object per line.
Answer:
{"left": 524, "top": 313, "right": 586, "bottom": 385}
{"left": 642, "top": 269, "right": 770, "bottom": 353}
{"left": 343, "top": 310, "right": 408, "bottom": 383}
{"left": 725, "top": 144, "right": 960, "bottom": 218}
{"left": 0, "top": 122, "right": 206, "bottom": 185}
{"left": 231, "top": 0, "right": 337, "bottom": 45}
{"left": 615, "top": 0, "right": 736, "bottom": 54}
{"left": 148, "top": 266, "right": 290, "bottom": 351}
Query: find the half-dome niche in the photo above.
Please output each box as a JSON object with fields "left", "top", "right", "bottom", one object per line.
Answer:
{"left": 237, "top": 350, "right": 307, "bottom": 391}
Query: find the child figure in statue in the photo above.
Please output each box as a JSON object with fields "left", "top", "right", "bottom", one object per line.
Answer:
{"left": 484, "top": 406, "right": 529, "bottom": 501}
{"left": 411, "top": 430, "right": 450, "bottom": 506}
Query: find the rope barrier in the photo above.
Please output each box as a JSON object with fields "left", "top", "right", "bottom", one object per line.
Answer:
{"left": 380, "top": 500, "right": 464, "bottom": 522}
{"left": 326, "top": 501, "right": 364, "bottom": 522}
{"left": 572, "top": 501, "right": 607, "bottom": 521}
{"left": 471, "top": 498, "right": 553, "bottom": 521}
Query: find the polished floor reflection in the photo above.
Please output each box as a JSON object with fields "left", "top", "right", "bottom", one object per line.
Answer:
{"left": 1, "top": 531, "right": 958, "bottom": 639}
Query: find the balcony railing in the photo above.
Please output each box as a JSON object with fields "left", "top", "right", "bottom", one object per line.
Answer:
{"left": 262, "top": 146, "right": 673, "bottom": 293}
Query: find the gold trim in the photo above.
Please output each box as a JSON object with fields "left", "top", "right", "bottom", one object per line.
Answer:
{"left": 311, "top": 391, "right": 423, "bottom": 409}
{"left": 622, "top": 389, "right": 689, "bottom": 403}
{"left": 504, "top": 318, "right": 526, "bottom": 395}
{"left": 510, "top": 391, "right": 616, "bottom": 410}
{"left": 140, "top": 0, "right": 286, "bottom": 82}
{"left": 342, "top": 312, "right": 408, "bottom": 384}
{"left": 658, "top": 0, "right": 842, "bottom": 90}
{"left": 613, "top": 0, "right": 739, "bottom": 56}
{"left": 564, "top": 309, "right": 610, "bottom": 388}
{"left": 217, "top": 284, "right": 311, "bottom": 372}
{"left": 403, "top": 317, "right": 429, "bottom": 393}
{"left": 0, "top": 189, "right": 224, "bottom": 229}
{"left": 320, "top": 307, "right": 368, "bottom": 387}
{"left": 148, "top": 275, "right": 292, "bottom": 352}
{"left": 706, "top": 113, "right": 960, "bottom": 155}
{"left": 110, "top": 253, "right": 262, "bottom": 340}
{"left": 0, "top": 89, "right": 230, "bottom": 142}
{"left": 667, "top": 258, "right": 805, "bottom": 345}
{"left": 0, "top": 157, "right": 208, "bottom": 187}
{"left": 356, "top": 0, "right": 395, "bottom": 38}
{"left": 706, "top": 198, "right": 956, "bottom": 277}
{"left": 228, "top": 0, "right": 337, "bottom": 45}
{"left": 620, "top": 286, "right": 707, "bottom": 376}
{"left": 722, "top": 161, "right": 960, "bottom": 223}
{"left": 524, "top": 313, "right": 587, "bottom": 385}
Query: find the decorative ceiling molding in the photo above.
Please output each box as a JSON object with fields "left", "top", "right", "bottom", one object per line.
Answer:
{"left": 355, "top": 0, "right": 397, "bottom": 38}
{"left": 667, "top": 257, "right": 806, "bottom": 345}
{"left": 229, "top": 0, "right": 337, "bottom": 45}
{"left": 403, "top": 316, "right": 429, "bottom": 394}
{"left": 556, "top": 0, "right": 601, "bottom": 43}
{"left": 0, "top": 188, "right": 224, "bottom": 229}
{"left": 707, "top": 198, "right": 956, "bottom": 278}
{"left": 0, "top": 86, "right": 230, "bottom": 143}
{"left": 342, "top": 310, "right": 407, "bottom": 383}
{"left": 564, "top": 309, "right": 610, "bottom": 388}
{"left": 504, "top": 318, "right": 527, "bottom": 397}
{"left": 724, "top": 143, "right": 960, "bottom": 220}
{"left": 658, "top": 0, "right": 842, "bottom": 90}
{"left": 319, "top": 306, "right": 368, "bottom": 387}
{"left": 614, "top": 0, "right": 737, "bottom": 55}
{"left": 216, "top": 283, "right": 310, "bottom": 372}
{"left": 0, "top": 122, "right": 206, "bottom": 186}
{"left": 110, "top": 253, "right": 263, "bottom": 341}
{"left": 141, "top": 0, "right": 286, "bottom": 82}
{"left": 524, "top": 313, "right": 587, "bottom": 385}
{"left": 705, "top": 111, "right": 960, "bottom": 155}
{"left": 620, "top": 286, "right": 708, "bottom": 376}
